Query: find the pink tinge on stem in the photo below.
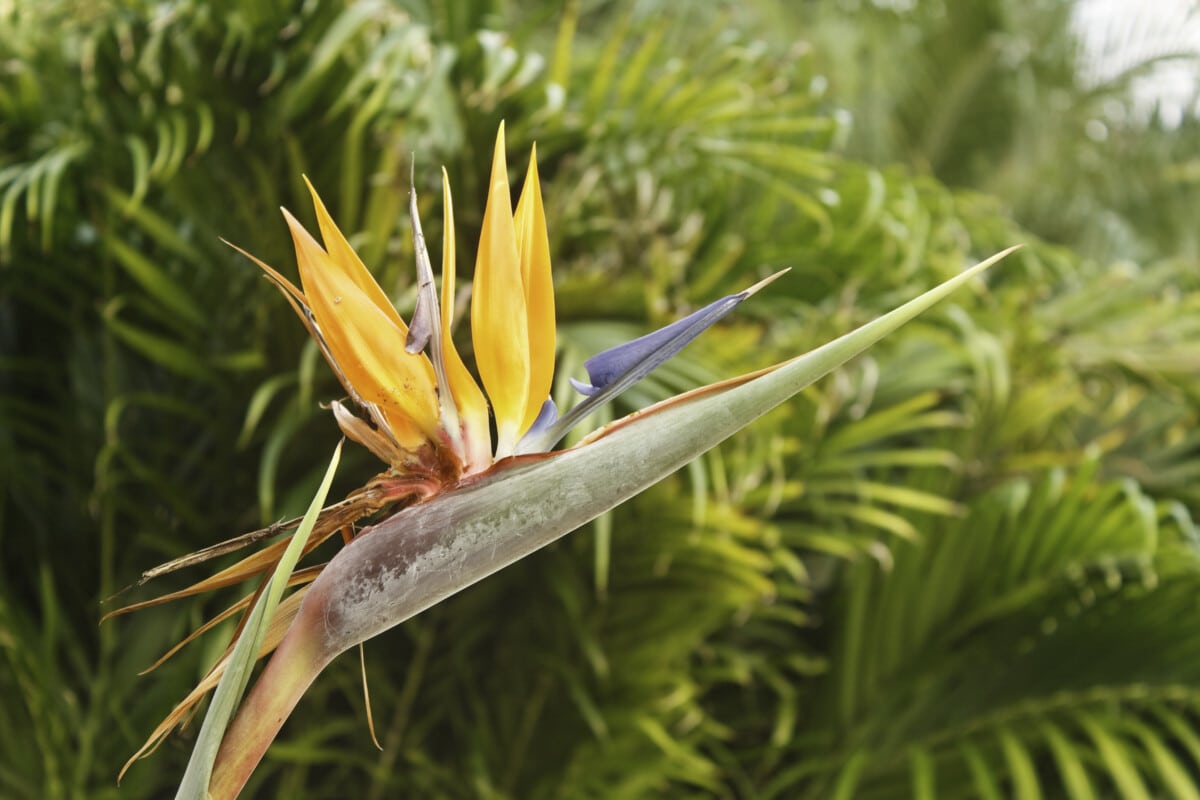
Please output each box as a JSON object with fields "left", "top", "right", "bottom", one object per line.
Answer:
{"left": 207, "top": 590, "right": 335, "bottom": 799}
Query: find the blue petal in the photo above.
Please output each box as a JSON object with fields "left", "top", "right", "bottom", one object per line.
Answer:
{"left": 515, "top": 268, "right": 789, "bottom": 454}
{"left": 569, "top": 377, "right": 601, "bottom": 396}
{"left": 572, "top": 295, "right": 740, "bottom": 395}
{"left": 517, "top": 397, "right": 559, "bottom": 449}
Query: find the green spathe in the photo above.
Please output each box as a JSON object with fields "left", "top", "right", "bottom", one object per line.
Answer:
{"left": 205, "top": 246, "right": 1017, "bottom": 797}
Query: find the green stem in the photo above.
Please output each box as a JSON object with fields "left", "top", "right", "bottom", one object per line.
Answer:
{"left": 207, "top": 597, "right": 333, "bottom": 800}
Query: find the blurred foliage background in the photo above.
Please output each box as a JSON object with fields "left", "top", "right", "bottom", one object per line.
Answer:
{"left": 2, "top": 0, "right": 1200, "bottom": 797}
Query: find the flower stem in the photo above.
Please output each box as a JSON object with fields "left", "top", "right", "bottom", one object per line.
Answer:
{"left": 207, "top": 596, "right": 333, "bottom": 799}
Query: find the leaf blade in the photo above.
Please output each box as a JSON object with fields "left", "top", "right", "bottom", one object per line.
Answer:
{"left": 173, "top": 442, "right": 342, "bottom": 799}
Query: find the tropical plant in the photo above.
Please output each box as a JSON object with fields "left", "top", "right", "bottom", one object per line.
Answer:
{"left": 1, "top": 0, "right": 1198, "bottom": 797}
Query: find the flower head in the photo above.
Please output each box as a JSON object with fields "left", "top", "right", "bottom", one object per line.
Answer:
{"left": 111, "top": 118, "right": 1016, "bottom": 795}
{"left": 232, "top": 122, "right": 556, "bottom": 485}
{"left": 116, "top": 123, "right": 808, "bottom": 787}
{"left": 234, "top": 123, "right": 779, "bottom": 482}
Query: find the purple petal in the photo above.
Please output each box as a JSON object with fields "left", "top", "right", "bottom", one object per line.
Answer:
{"left": 574, "top": 294, "right": 741, "bottom": 395}
{"left": 531, "top": 396, "right": 558, "bottom": 429}
{"left": 569, "top": 377, "right": 601, "bottom": 396}
{"left": 518, "top": 397, "right": 559, "bottom": 446}
{"left": 514, "top": 268, "right": 789, "bottom": 455}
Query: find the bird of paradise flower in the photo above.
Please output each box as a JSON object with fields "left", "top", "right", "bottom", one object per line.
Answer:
{"left": 110, "top": 124, "right": 1016, "bottom": 798}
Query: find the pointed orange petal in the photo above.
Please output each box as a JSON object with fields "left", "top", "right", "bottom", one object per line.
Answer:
{"left": 440, "top": 168, "right": 492, "bottom": 470}
{"left": 223, "top": 238, "right": 306, "bottom": 306}
{"left": 284, "top": 210, "right": 439, "bottom": 445}
{"left": 472, "top": 122, "right": 530, "bottom": 456}
{"left": 513, "top": 144, "right": 556, "bottom": 433}
{"left": 225, "top": 239, "right": 370, "bottom": 408}
{"left": 302, "top": 177, "right": 408, "bottom": 333}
